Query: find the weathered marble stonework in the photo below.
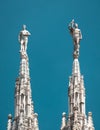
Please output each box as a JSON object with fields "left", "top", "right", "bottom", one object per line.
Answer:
{"left": 60, "top": 20, "right": 95, "bottom": 130}
{"left": 7, "top": 25, "right": 39, "bottom": 130}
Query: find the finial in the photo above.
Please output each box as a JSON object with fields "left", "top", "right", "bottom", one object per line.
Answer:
{"left": 88, "top": 112, "right": 92, "bottom": 116}
{"left": 68, "top": 20, "right": 82, "bottom": 59}
{"left": 61, "top": 112, "right": 67, "bottom": 130}
{"left": 7, "top": 114, "right": 12, "bottom": 130}
{"left": 88, "top": 112, "right": 94, "bottom": 129}
{"left": 8, "top": 114, "right": 12, "bottom": 119}
{"left": 34, "top": 113, "right": 39, "bottom": 130}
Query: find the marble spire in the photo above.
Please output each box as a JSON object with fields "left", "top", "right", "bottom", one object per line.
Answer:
{"left": 60, "top": 20, "right": 95, "bottom": 130}
{"left": 61, "top": 112, "right": 67, "bottom": 130}
{"left": 7, "top": 25, "right": 39, "bottom": 130}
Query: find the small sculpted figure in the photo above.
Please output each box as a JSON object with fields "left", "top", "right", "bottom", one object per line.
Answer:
{"left": 68, "top": 20, "right": 82, "bottom": 58}
{"left": 19, "top": 25, "right": 31, "bottom": 52}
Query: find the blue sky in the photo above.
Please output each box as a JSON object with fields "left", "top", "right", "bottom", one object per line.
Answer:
{"left": 0, "top": 0, "right": 99, "bottom": 130}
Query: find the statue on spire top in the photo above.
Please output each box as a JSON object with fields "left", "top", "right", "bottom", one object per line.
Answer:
{"left": 68, "top": 20, "right": 82, "bottom": 59}
{"left": 18, "top": 25, "right": 31, "bottom": 52}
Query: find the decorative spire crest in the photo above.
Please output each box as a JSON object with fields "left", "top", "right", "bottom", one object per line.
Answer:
{"left": 68, "top": 19, "right": 82, "bottom": 59}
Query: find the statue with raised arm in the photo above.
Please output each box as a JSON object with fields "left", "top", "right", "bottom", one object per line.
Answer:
{"left": 18, "top": 25, "right": 31, "bottom": 52}
{"left": 68, "top": 20, "right": 82, "bottom": 58}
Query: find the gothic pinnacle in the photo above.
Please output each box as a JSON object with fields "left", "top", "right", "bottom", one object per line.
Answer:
{"left": 59, "top": 20, "right": 95, "bottom": 130}
{"left": 7, "top": 114, "right": 12, "bottom": 130}
{"left": 88, "top": 112, "right": 94, "bottom": 130}
{"left": 7, "top": 25, "right": 39, "bottom": 130}
{"left": 61, "top": 112, "right": 67, "bottom": 130}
